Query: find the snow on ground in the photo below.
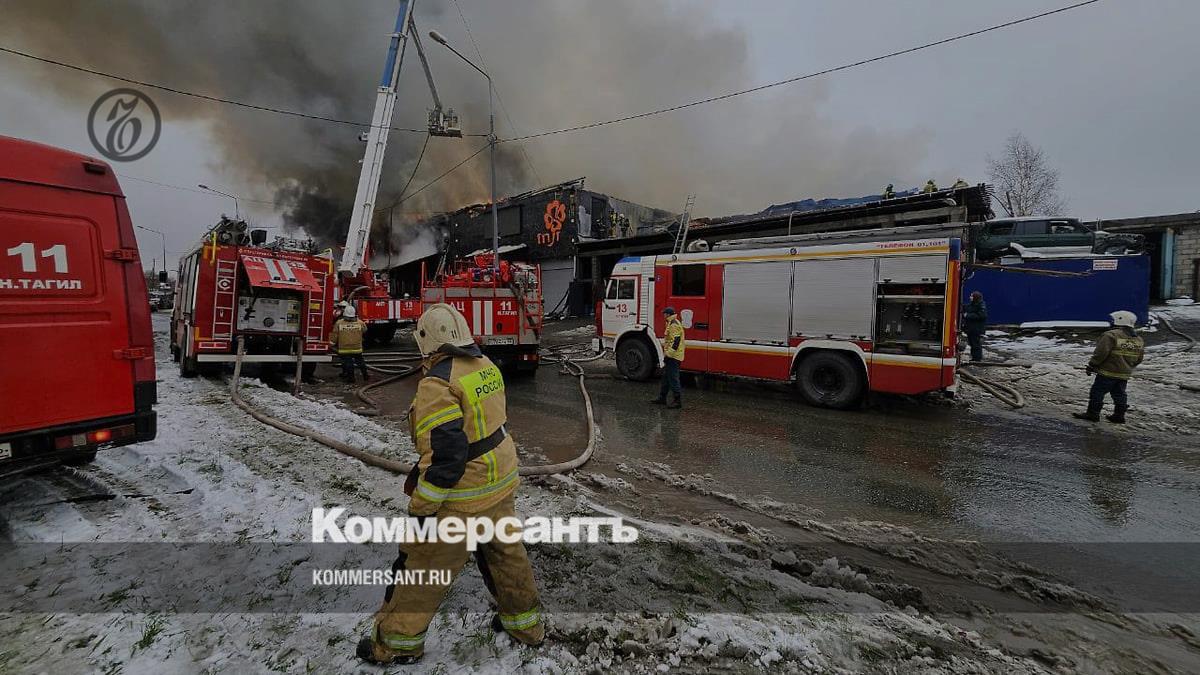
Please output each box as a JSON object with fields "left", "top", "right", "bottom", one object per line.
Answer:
{"left": 0, "top": 315, "right": 1182, "bottom": 673}
{"left": 968, "top": 308, "right": 1200, "bottom": 435}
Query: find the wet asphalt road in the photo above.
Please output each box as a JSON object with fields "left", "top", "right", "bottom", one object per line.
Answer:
{"left": 515, "top": 353, "right": 1199, "bottom": 543}
{"left": 352, "top": 321, "right": 1200, "bottom": 545}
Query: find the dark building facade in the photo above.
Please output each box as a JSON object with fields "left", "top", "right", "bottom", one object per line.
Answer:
{"left": 396, "top": 178, "right": 677, "bottom": 314}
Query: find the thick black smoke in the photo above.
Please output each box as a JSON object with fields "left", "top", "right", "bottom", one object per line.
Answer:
{"left": 1, "top": 0, "right": 929, "bottom": 259}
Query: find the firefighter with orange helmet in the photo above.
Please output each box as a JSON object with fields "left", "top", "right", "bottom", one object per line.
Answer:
{"left": 358, "top": 303, "right": 543, "bottom": 665}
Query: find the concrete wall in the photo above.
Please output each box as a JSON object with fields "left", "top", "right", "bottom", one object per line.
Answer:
{"left": 1095, "top": 212, "right": 1200, "bottom": 299}
{"left": 1175, "top": 225, "right": 1200, "bottom": 298}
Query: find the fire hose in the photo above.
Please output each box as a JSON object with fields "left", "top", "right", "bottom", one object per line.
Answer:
{"left": 957, "top": 367, "right": 1027, "bottom": 409}
{"left": 229, "top": 341, "right": 597, "bottom": 477}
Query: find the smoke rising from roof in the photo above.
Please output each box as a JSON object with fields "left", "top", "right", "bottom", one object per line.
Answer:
{"left": 1, "top": 0, "right": 929, "bottom": 259}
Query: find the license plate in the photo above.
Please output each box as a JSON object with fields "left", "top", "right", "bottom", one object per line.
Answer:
{"left": 487, "top": 336, "right": 516, "bottom": 345}
{"left": 0, "top": 442, "right": 11, "bottom": 460}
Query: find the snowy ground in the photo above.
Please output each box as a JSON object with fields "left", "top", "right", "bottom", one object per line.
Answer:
{"left": 963, "top": 303, "right": 1200, "bottom": 436}
{"left": 1, "top": 314, "right": 1198, "bottom": 673}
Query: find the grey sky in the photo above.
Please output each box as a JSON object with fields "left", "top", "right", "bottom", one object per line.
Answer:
{"left": 1, "top": 0, "right": 1196, "bottom": 272}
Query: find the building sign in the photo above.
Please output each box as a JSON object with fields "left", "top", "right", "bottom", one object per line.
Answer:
{"left": 539, "top": 200, "right": 566, "bottom": 247}
{"left": 1093, "top": 259, "right": 1119, "bottom": 271}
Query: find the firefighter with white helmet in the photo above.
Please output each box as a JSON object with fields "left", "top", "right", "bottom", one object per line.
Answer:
{"left": 330, "top": 303, "right": 369, "bottom": 383}
{"left": 1073, "top": 310, "right": 1144, "bottom": 424}
{"left": 358, "top": 303, "right": 543, "bottom": 665}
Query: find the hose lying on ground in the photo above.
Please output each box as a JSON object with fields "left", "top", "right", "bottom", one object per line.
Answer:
{"left": 958, "top": 367, "right": 1026, "bottom": 409}
{"left": 1153, "top": 312, "right": 1196, "bottom": 352}
{"left": 229, "top": 341, "right": 597, "bottom": 477}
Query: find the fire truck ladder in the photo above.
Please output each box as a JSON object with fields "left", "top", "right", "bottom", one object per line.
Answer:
{"left": 212, "top": 259, "right": 238, "bottom": 339}
{"left": 306, "top": 269, "right": 328, "bottom": 345}
{"left": 672, "top": 193, "right": 696, "bottom": 255}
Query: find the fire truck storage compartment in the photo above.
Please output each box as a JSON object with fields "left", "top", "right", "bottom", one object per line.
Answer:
{"left": 791, "top": 258, "right": 876, "bottom": 340}
{"left": 721, "top": 262, "right": 791, "bottom": 344}
{"left": 236, "top": 293, "right": 301, "bottom": 333}
{"left": 874, "top": 254, "right": 947, "bottom": 355}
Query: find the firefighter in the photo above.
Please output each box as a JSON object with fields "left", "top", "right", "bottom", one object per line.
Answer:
{"left": 962, "top": 291, "right": 988, "bottom": 362}
{"left": 953, "top": 177, "right": 969, "bottom": 189}
{"left": 882, "top": 184, "right": 896, "bottom": 200}
{"left": 1073, "top": 310, "right": 1144, "bottom": 424}
{"left": 358, "top": 303, "right": 543, "bottom": 665}
{"left": 331, "top": 304, "right": 369, "bottom": 383}
{"left": 651, "top": 307, "right": 686, "bottom": 409}
{"left": 922, "top": 179, "right": 938, "bottom": 194}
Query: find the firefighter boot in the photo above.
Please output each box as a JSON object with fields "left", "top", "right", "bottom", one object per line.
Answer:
{"left": 1106, "top": 404, "right": 1128, "bottom": 424}
{"left": 356, "top": 634, "right": 422, "bottom": 666}
{"left": 667, "top": 394, "right": 682, "bottom": 409}
{"left": 1072, "top": 403, "right": 1101, "bottom": 422}
{"left": 492, "top": 613, "right": 545, "bottom": 647}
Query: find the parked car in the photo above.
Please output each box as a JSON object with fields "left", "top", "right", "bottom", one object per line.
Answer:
{"left": 974, "top": 217, "right": 1143, "bottom": 260}
{"left": 0, "top": 136, "right": 157, "bottom": 475}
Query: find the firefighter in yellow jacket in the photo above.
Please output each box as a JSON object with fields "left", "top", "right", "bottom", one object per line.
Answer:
{"left": 651, "top": 306, "right": 686, "bottom": 409}
{"left": 358, "top": 303, "right": 543, "bottom": 665}
{"left": 330, "top": 304, "right": 369, "bottom": 383}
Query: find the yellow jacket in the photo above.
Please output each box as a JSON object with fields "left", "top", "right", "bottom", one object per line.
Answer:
{"left": 407, "top": 345, "right": 519, "bottom": 516}
{"left": 330, "top": 318, "right": 366, "bottom": 355}
{"left": 662, "top": 316, "right": 686, "bottom": 361}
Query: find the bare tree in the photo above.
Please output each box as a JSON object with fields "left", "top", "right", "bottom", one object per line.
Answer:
{"left": 986, "top": 132, "right": 1067, "bottom": 217}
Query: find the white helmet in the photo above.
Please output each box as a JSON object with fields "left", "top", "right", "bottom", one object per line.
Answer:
{"left": 1109, "top": 310, "right": 1136, "bottom": 328}
{"left": 416, "top": 303, "right": 474, "bottom": 355}
{"left": 342, "top": 304, "right": 357, "bottom": 319}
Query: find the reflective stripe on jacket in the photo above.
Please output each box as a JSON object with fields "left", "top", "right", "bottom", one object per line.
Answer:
{"left": 407, "top": 345, "right": 518, "bottom": 516}
{"left": 662, "top": 316, "right": 686, "bottom": 361}
{"left": 1089, "top": 327, "right": 1144, "bottom": 380}
{"left": 330, "top": 318, "right": 366, "bottom": 355}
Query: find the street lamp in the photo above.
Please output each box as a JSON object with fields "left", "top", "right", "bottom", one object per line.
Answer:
{"left": 197, "top": 184, "right": 241, "bottom": 220}
{"left": 429, "top": 29, "right": 499, "bottom": 274}
{"left": 135, "top": 225, "right": 168, "bottom": 276}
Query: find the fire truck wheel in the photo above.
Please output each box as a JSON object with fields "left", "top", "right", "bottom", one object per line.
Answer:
{"left": 616, "top": 337, "right": 656, "bottom": 381}
{"left": 795, "top": 351, "right": 864, "bottom": 409}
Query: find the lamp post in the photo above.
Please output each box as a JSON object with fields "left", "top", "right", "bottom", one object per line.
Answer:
{"left": 135, "top": 225, "right": 168, "bottom": 277}
{"left": 429, "top": 29, "right": 498, "bottom": 274}
{"left": 198, "top": 184, "right": 241, "bottom": 220}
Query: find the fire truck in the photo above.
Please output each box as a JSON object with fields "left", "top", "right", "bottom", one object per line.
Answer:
{"left": 421, "top": 253, "right": 543, "bottom": 371}
{"left": 170, "top": 217, "right": 335, "bottom": 377}
{"left": 337, "top": 258, "right": 421, "bottom": 346}
{"left": 596, "top": 233, "right": 963, "bottom": 408}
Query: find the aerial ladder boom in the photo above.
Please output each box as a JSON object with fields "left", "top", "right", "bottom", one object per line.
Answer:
{"left": 340, "top": 0, "right": 415, "bottom": 275}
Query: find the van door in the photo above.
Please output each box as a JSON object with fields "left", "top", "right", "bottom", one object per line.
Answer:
{"left": 0, "top": 183, "right": 135, "bottom": 434}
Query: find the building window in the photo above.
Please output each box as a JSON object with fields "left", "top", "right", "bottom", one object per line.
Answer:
{"left": 498, "top": 205, "right": 522, "bottom": 237}
{"left": 671, "top": 264, "right": 706, "bottom": 296}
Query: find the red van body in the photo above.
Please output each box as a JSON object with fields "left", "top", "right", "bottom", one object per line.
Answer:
{"left": 0, "top": 136, "right": 157, "bottom": 474}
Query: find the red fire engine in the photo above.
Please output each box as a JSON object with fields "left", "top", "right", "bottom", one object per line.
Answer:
{"left": 597, "top": 234, "right": 963, "bottom": 408}
{"left": 337, "top": 252, "right": 422, "bottom": 346}
{"left": 170, "top": 218, "right": 335, "bottom": 377}
{"left": 422, "top": 253, "right": 543, "bottom": 371}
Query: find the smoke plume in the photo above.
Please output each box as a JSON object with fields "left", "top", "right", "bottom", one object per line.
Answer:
{"left": 0, "top": 0, "right": 929, "bottom": 259}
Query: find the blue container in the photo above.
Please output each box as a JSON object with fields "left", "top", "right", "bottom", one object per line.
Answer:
{"left": 962, "top": 254, "right": 1150, "bottom": 326}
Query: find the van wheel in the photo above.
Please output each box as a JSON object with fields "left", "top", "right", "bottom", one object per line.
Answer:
{"left": 616, "top": 337, "right": 655, "bottom": 381}
{"left": 171, "top": 345, "right": 181, "bottom": 363}
{"left": 180, "top": 356, "right": 199, "bottom": 378}
{"left": 795, "top": 351, "right": 864, "bottom": 409}
{"left": 365, "top": 324, "right": 397, "bottom": 346}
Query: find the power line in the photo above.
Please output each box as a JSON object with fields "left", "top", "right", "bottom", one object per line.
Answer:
{"left": 116, "top": 173, "right": 280, "bottom": 205}
{"left": 0, "top": 45, "right": 488, "bottom": 137}
{"left": 385, "top": 142, "right": 490, "bottom": 210}
{"left": 392, "top": 133, "right": 431, "bottom": 208}
{"left": 450, "top": 0, "right": 543, "bottom": 186}
{"left": 500, "top": 0, "right": 1104, "bottom": 143}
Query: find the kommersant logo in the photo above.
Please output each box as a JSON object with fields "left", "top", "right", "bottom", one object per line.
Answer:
{"left": 311, "top": 508, "right": 638, "bottom": 551}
